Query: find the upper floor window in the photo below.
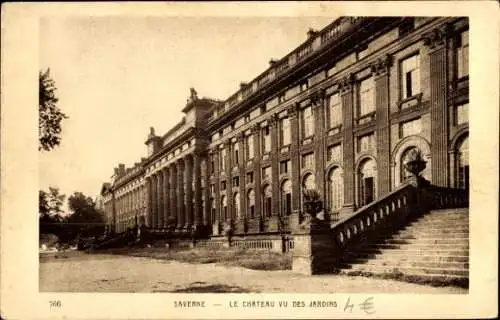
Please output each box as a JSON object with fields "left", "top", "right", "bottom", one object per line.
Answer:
{"left": 327, "top": 93, "right": 342, "bottom": 128}
{"left": 246, "top": 172, "right": 254, "bottom": 183}
{"left": 246, "top": 135, "right": 254, "bottom": 160}
{"left": 400, "top": 117, "right": 422, "bottom": 138}
{"left": 301, "top": 106, "right": 314, "bottom": 138}
{"left": 358, "top": 133, "right": 375, "bottom": 153}
{"left": 359, "top": 77, "right": 375, "bottom": 117}
{"left": 327, "top": 144, "right": 342, "bottom": 162}
{"left": 280, "top": 117, "right": 291, "bottom": 146}
{"left": 262, "top": 166, "right": 272, "bottom": 180}
{"left": 233, "top": 142, "right": 239, "bottom": 165}
{"left": 455, "top": 103, "right": 469, "bottom": 125}
{"left": 262, "top": 126, "right": 271, "bottom": 153}
{"left": 300, "top": 81, "right": 309, "bottom": 92}
{"left": 401, "top": 54, "right": 421, "bottom": 99}
{"left": 220, "top": 148, "right": 227, "bottom": 171}
{"left": 232, "top": 177, "right": 239, "bottom": 187}
{"left": 280, "top": 160, "right": 291, "bottom": 174}
{"left": 301, "top": 152, "right": 315, "bottom": 169}
{"left": 457, "top": 30, "right": 469, "bottom": 79}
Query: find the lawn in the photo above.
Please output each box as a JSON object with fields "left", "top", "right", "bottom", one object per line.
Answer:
{"left": 99, "top": 246, "right": 293, "bottom": 271}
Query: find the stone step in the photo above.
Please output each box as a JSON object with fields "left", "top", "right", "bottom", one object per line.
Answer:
{"left": 359, "top": 248, "right": 468, "bottom": 256}
{"left": 381, "top": 233, "right": 469, "bottom": 241}
{"left": 406, "top": 219, "right": 469, "bottom": 226}
{"left": 345, "top": 264, "right": 469, "bottom": 277}
{"left": 349, "top": 258, "right": 469, "bottom": 270}
{"left": 401, "top": 225, "right": 469, "bottom": 233}
{"left": 365, "top": 243, "right": 469, "bottom": 251}
{"left": 372, "top": 237, "right": 468, "bottom": 245}
{"left": 429, "top": 208, "right": 469, "bottom": 215}
{"left": 338, "top": 268, "right": 469, "bottom": 283}
{"left": 346, "top": 251, "right": 469, "bottom": 263}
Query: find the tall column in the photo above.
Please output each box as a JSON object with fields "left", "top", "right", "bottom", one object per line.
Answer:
{"left": 289, "top": 104, "right": 301, "bottom": 216}
{"left": 184, "top": 155, "right": 194, "bottom": 230}
{"left": 225, "top": 141, "right": 233, "bottom": 223}
{"left": 425, "top": 27, "right": 449, "bottom": 187}
{"left": 312, "top": 89, "right": 326, "bottom": 199}
{"left": 193, "top": 152, "right": 203, "bottom": 228}
{"left": 373, "top": 55, "right": 392, "bottom": 196}
{"left": 203, "top": 153, "right": 211, "bottom": 227}
{"left": 177, "top": 160, "right": 185, "bottom": 230}
{"left": 151, "top": 174, "right": 158, "bottom": 228}
{"left": 340, "top": 74, "right": 355, "bottom": 215}
{"left": 237, "top": 134, "right": 246, "bottom": 225}
{"left": 270, "top": 114, "right": 280, "bottom": 218}
{"left": 163, "top": 168, "right": 170, "bottom": 227}
{"left": 213, "top": 149, "right": 221, "bottom": 234}
{"left": 251, "top": 124, "right": 262, "bottom": 221}
{"left": 157, "top": 171, "right": 163, "bottom": 228}
{"left": 169, "top": 164, "right": 177, "bottom": 227}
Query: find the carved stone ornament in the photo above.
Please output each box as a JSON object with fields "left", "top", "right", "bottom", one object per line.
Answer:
{"left": 250, "top": 123, "right": 261, "bottom": 134}
{"left": 235, "top": 131, "right": 246, "bottom": 142}
{"left": 423, "top": 26, "right": 449, "bottom": 49}
{"left": 287, "top": 102, "right": 300, "bottom": 118}
{"left": 188, "top": 87, "right": 198, "bottom": 102}
{"left": 370, "top": 54, "right": 393, "bottom": 76}
{"left": 269, "top": 113, "right": 279, "bottom": 128}
{"left": 310, "top": 88, "right": 326, "bottom": 107}
{"left": 339, "top": 73, "right": 354, "bottom": 93}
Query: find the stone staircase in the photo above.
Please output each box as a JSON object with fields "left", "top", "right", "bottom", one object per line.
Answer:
{"left": 337, "top": 208, "right": 469, "bottom": 286}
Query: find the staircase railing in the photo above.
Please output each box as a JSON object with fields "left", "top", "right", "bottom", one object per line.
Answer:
{"left": 329, "top": 183, "right": 469, "bottom": 259}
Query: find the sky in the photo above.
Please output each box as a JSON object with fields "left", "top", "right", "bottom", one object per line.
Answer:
{"left": 39, "top": 15, "right": 336, "bottom": 205}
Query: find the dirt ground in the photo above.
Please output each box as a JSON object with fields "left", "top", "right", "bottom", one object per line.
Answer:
{"left": 39, "top": 251, "right": 467, "bottom": 293}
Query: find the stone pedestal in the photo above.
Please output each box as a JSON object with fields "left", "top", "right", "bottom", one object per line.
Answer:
{"left": 292, "top": 218, "right": 338, "bottom": 275}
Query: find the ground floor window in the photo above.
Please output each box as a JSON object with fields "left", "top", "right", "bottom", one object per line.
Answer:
{"left": 358, "top": 158, "right": 377, "bottom": 207}
{"left": 247, "top": 189, "right": 255, "bottom": 218}
{"left": 281, "top": 180, "right": 292, "bottom": 215}
{"left": 456, "top": 135, "right": 469, "bottom": 190}
{"left": 262, "top": 185, "right": 272, "bottom": 217}
{"left": 327, "top": 167, "right": 343, "bottom": 213}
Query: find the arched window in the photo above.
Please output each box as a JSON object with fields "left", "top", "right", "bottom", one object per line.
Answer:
{"left": 328, "top": 167, "right": 343, "bottom": 213}
{"left": 281, "top": 180, "right": 292, "bottom": 216}
{"left": 221, "top": 195, "right": 227, "bottom": 221}
{"left": 262, "top": 185, "right": 272, "bottom": 217}
{"left": 456, "top": 135, "right": 469, "bottom": 189}
{"left": 303, "top": 173, "right": 316, "bottom": 190}
{"left": 234, "top": 192, "right": 241, "bottom": 219}
{"left": 400, "top": 147, "right": 420, "bottom": 183}
{"left": 358, "top": 158, "right": 377, "bottom": 207}
{"left": 247, "top": 189, "right": 255, "bottom": 218}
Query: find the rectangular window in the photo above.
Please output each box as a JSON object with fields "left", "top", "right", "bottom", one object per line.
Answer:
{"left": 401, "top": 54, "right": 421, "bottom": 99}
{"left": 280, "top": 117, "right": 291, "bottom": 146}
{"left": 301, "top": 152, "right": 315, "bottom": 169}
{"left": 301, "top": 106, "right": 314, "bottom": 138}
{"left": 220, "top": 148, "right": 227, "bottom": 171}
{"left": 400, "top": 118, "right": 422, "bottom": 138}
{"left": 233, "top": 143, "right": 239, "bottom": 165}
{"left": 262, "top": 126, "right": 271, "bottom": 153}
{"left": 300, "top": 81, "right": 309, "bottom": 92}
{"left": 327, "top": 93, "right": 342, "bottom": 128}
{"left": 246, "top": 172, "right": 254, "bottom": 183}
{"left": 457, "top": 30, "right": 469, "bottom": 78}
{"left": 210, "top": 156, "right": 215, "bottom": 174}
{"left": 327, "top": 144, "right": 342, "bottom": 162}
{"left": 455, "top": 103, "right": 469, "bottom": 125}
{"left": 246, "top": 135, "right": 254, "bottom": 160}
{"left": 280, "top": 160, "right": 291, "bottom": 174}
{"left": 359, "top": 77, "right": 375, "bottom": 117}
{"left": 358, "top": 133, "right": 375, "bottom": 153}
{"left": 232, "top": 177, "right": 239, "bottom": 187}
{"left": 210, "top": 184, "right": 215, "bottom": 195}
{"left": 261, "top": 166, "right": 271, "bottom": 180}
{"left": 221, "top": 181, "right": 226, "bottom": 190}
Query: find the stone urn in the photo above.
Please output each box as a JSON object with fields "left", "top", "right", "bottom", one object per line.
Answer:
{"left": 302, "top": 189, "right": 323, "bottom": 220}
{"left": 404, "top": 148, "right": 429, "bottom": 187}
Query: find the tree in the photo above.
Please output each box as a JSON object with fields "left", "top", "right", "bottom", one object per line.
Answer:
{"left": 66, "top": 192, "right": 106, "bottom": 240}
{"left": 39, "top": 187, "right": 66, "bottom": 237}
{"left": 39, "top": 68, "right": 68, "bottom": 152}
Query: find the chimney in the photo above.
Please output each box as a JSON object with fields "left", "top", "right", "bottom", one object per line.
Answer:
{"left": 119, "top": 164, "right": 125, "bottom": 175}
{"left": 113, "top": 167, "right": 119, "bottom": 176}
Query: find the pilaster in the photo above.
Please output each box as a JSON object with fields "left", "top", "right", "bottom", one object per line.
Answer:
{"left": 184, "top": 155, "right": 193, "bottom": 230}
{"left": 312, "top": 89, "right": 326, "bottom": 200}
{"left": 177, "top": 160, "right": 185, "bottom": 230}
{"left": 339, "top": 74, "right": 355, "bottom": 215}
{"left": 169, "top": 164, "right": 177, "bottom": 227}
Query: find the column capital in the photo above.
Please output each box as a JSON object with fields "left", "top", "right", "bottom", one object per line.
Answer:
{"left": 310, "top": 88, "right": 326, "bottom": 107}
{"left": 287, "top": 102, "right": 300, "bottom": 119}
{"left": 235, "top": 131, "right": 246, "bottom": 142}
{"left": 250, "top": 123, "right": 261, "bottom": 134}
{"left": 423, "top": 25, "right": 450, "bottom": 50}
{"left": 339, "top": 73, "right": 355, "bottom": 93}
{"left": 269, "top": 113, "right": 279, "bottom": 128}
{"left": 370, "top": 54, "right": 393, "bottom": 77}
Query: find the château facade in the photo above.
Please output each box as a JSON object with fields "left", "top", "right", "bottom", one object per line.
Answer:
{"left": 100, "top": 17, "right": 469, "bottom": 241}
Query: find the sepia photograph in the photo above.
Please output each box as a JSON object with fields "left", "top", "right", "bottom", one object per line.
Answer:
{"left": 1, "top": 2, "right": 498, "bottom": 319}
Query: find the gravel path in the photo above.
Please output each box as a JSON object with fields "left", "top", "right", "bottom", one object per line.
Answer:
{"left": 39, "top": 253, "right": 467, "bottom": 293}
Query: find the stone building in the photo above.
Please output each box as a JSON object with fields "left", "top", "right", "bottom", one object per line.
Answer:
{"left": 101, "top": 17, "right": 469, "bottom": 242}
